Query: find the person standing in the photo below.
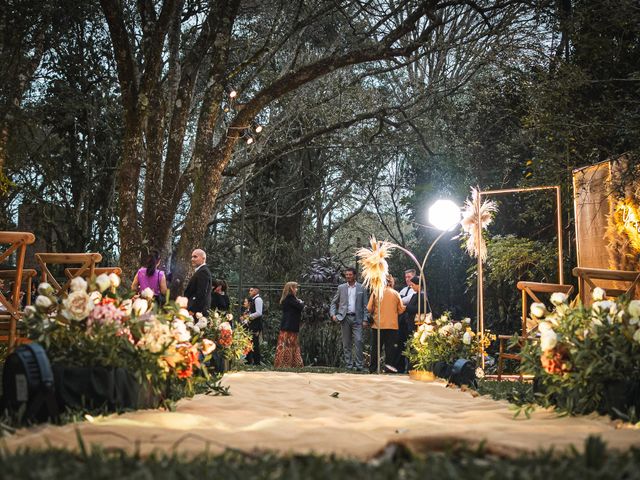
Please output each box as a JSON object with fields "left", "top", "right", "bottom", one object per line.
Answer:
{"left": 245, "top": 286, "right": 263, "bottom": 365}
{"left": 367, "top": 274, "right": 406, "bottom": 373}
{"left": 330, "top": 267, "right": 369, "bottom": 371}
{"left": 211, "top": 279, "right": 230, "bottom": 312}
{"left": 395, "top": 269, "right": 416, "bottom": 372}
{"left": 274, "top": 282, "right": 304, "bottom": 369}
{"left": 131, "top": 250, "right": 168, "bottom": 302}
{"left": 406, "top": 275, "right": 429, "bottom": 326}
{"left": 184, "top": 249, "right": 212, "bottom": 315}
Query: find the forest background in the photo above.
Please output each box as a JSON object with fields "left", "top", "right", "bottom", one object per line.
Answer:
{"left": 1, "top": 0, "right": 638, "bottom": 348}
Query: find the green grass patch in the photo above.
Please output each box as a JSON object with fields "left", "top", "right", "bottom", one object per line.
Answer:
{"left": 0, "top": 436, "right": 638, "bottom": 479}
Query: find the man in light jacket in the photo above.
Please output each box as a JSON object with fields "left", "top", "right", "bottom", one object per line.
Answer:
{"left": 330, "top": 267, "right": 369, "bottom": 371}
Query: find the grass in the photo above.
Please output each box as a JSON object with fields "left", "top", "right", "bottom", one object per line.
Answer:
{"left": 1, "top": 436, "right": 639, "bottom": 479}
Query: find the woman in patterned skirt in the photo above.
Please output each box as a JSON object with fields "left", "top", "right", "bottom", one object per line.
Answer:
{"left": 274, "top": 281, "right": 304, "bottom": 369}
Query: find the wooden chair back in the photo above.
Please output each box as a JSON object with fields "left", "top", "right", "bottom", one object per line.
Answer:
{"left": 35, "top": 252, "right": 102, "bottom": 295}
{"left": 0, "top": 232, "right": 36, "bottom": 350}
{"left": 516, "top": 281, "right": 575, "bottom": 336}
{"left": 572, "top": 267, "right": 640, "bottom": 306}
{"left": 64, "top": 266, "right": 122, "bottom": 279}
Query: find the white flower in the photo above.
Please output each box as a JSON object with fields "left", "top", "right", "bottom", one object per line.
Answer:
{"left": 138, "top": 317, "right": 174, "bottom": 353}
{"left": 419, "top": 330, "right": 429, "bottom": 344}
{"left": 592, "top": 287, "right": 606, "bottom": 302}
{"left": 120, "top": 298, "right": 133, "bottom": 315}
{"left": 634, "top": 328, "right": 640, "bottom": 344}
{"left": 592, "top": 300, "right": 616, "bottom": 314}
{"left": 70, "top": 277, "right": 88, "bottom": 292}
{"left": 132, "top": 298, "right": 149, "bottom": 316}
{"left": 201, "top": 338, "right": 216, "bottom": 355}
{"left": 191, "top": 325, "right": 200, "bottom": 334}
{"left": 141, "top": 287, "right": 155, "bottom": 300}
{"left": 454, "top": 322, "right": 463, "bottom": 331}
{"left": 108, "top": 273, "right": 121, "bottom": 288}
{"left": 630, "top": 316, "right": 640, "bottom": 326}
{"left": 550, "top": 292, "right": 568, "bottom": 306}
{"left": 226, "top": 313, "right": 234, "bottom": 322}
{"left": 540, "top": 329, "right": 557, "bottom": 351}
{"left": 462, "top": 331, "right": 472, "bottom": 345}
{"left": 462, "top": 317, "right": 471, "bottom": 324}
{"left": 195, "top": 312, "right": 203, "bottom": 319}
{"left": 37, "top": 282, "right": 53, "bottom": 295}
{"left": 538, "top": 321, "right": 554, "bottom": 333}
{"left": 196, "top": 317, "right": 208, "bottom": 329}
{"left": 62, "top": 290, "right": 94, "bottom": 321}
{"left": 628, "top": 300, "right": 640, "bottom": 319}
{"left": 176, "top": 296, "right": 188, "bottom": 308}
{"left": 35, "top": 295, "right": 52, "bottom": 309}
{"left": 171, "top": 319, "right": 191, "bottom": 342}
{"left": 219, "top": 321, "right": 232, "bottom": 331}
{"left": 89, "top": 291, "right": 102, "bottom": 304}
{"left": 530, "top": 302, "right": 547, "bottom": 319}
{"left": 178, "top": 308, "right": 192, "bottom": 320}
{"left": 24, "top": 305, "right": 37, "bottom": 316}
{"left": 95, "top": 274, "right": 111, "bottom": 292}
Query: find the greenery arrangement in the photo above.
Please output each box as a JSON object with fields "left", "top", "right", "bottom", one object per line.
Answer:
{"left": 24, "top": 274, "right": 249, "bottom": 404}
{"left": 405, "top": 312, "right": 493, "bottom": 372}
{"left": 520, "top": 289, "right": 640, "bottom": 419}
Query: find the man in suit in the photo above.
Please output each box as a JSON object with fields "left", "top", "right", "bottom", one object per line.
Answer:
{"left": 330, "top": 267, "right": 369, "bottom": 371}
{"left": 245, "top": 286, "right": 263, "bottom": 365}
{"left": 184, "top": 249, "right": 212, "bottom": 315}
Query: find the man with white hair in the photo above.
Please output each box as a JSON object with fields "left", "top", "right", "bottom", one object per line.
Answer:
{"left": 184, "top": 248, "right": 212, "bottom": 315}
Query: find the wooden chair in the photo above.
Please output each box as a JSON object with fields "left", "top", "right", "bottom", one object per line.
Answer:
{"left": 64, "top": 266, "right": 122, "bottom": 279}
{"left": 0, "top": 232, "right": 36, "bottom": 350}
{"left": 35, "top": 252, "right": 102, "bottom": 295}
{"left": 497, "top": 281, "right": 574, "bottom": 380}
{"left": 572, "top": 267, "right": 640, "bottom": 306}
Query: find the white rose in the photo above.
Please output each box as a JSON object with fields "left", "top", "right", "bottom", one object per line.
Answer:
{"left": 592, "top": 300, "right": 616, "bottom": 314}
{"left": 425, "top": 324, "right": 434, "bottom": 333}
{"left": 538, "top": 321, "right": 553, "bottom": 333}
{"left": 141, "top": 287, "right": 155, "bottom": 300}
{"left": 132, "top": 298, "right": 149, "bottom": 316}
{"left": 462, "top": 331, "right": 472, "bottom": 345}
{"left": 176, "top": 296, "right": 189, "bottom": 308}
{"left": 178, "top": 308, "right": 192, "bottom": 320}
{"left": 35, "top": 295, "right": 52, "bottom": 309}
{"left": 120, "top": 298, "right": 133, "bottom": 315}
{"left": 201, "top": 338, "right": 216, "bottom": 355}
{"left": 70, "top": 277, "right": 88, "bottom": 292}
{"left": 628, "top": 300, "right": 640, "bottom": 319}
{"left": 24, "top": 305, "right": 37, "bottom": 316}
{"left": 37, "top": 282, "right": 53, "bottom": 295}
{"left": 419, "top": 330, "right": 429, "bottom": 344}
{"left": 219, "top": 321, "right": 232, "bottom": 331}
{"left": 226, "top": 313, "right": 234, "bottom": 322}
{"left": 630, "top": 316, "right": 639, "bottom": 326}
{"left": 89, "top": 291, "right": 102, "bottom": 304}
{"left": 550, "top": 292, "right": 568, "bottom": 306}
{"left": 634, "top": 328, "right": 640, "bottom": 344}
{"left": 195, "top": 312, "right": 203, "bottom": 319}
{"left": 592, "top": 287, "right": 606, "bottom": 302}
{"left": 462, "top": 317, "right": 471, "bottom": 324}
{"left": 109, "top": 273, "right": 121, "bottom": 288}
{"left": 454, "top": 322, "right": 463, "bottom": 331}
{"left": 191, "top": 325, "right": 200, "bottom": 334}
{"left": 62, "top": 290, "right": 94, "bottom": 321}
{"left": 540, "top": 329, "right": 558, "bottom": 351}
{"left": 530, "top": 302, "right": 548, "bottom": 319}
{"left": 95, "top": 274, "right": 111, "bottom": 292}
{"left": 172, "top": 319, "right": 191, "bottom": 342}
{"left": 196, "top": 317, "right": 208, "bottom": 329}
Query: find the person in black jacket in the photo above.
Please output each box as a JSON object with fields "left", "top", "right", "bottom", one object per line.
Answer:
{"left": 274, "top": 282, "right": 304, "bottom": 369}
{"left": 211, "top": 279, "right": 230, "bottom": 313}
{"left": 183, "top": 249, "right": 212, "bottom": 315}
{"left": 399, "top": 275, "right": 430, "bottom": 373}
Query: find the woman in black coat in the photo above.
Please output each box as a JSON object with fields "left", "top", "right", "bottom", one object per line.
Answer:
{"left": 274, "top": 281, "right": 304, "bottom": 369}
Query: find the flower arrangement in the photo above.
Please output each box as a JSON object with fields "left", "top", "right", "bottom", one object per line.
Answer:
{"left": 24, "top": 274, "right": 218, "bottom": 402}
{"left": 520, "top": 289, "right": 640, "bottom": 418}
{"left": 405, "top": 312, "right": 493, "bottom": 372}
{"left": 198, "top": 309, "right": 253, "bottom": 361}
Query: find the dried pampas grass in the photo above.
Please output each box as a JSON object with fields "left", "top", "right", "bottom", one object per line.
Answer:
{"left": 460, "top": 187, "right": 498, "bottom": 262}
{"left": 356, "top": 237, "right": 393, "bottom": 299}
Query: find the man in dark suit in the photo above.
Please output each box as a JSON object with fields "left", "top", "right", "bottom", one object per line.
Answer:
{"left": 184, "top": 248, "right": 212, "bottom": 315}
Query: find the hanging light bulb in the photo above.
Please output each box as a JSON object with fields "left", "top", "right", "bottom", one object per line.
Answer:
{"left": 246, "top": 136, "right": 254, "bottom": 145}
{"left": 229, "top": 90, "right": 237, "bottom": 99}
{"left": 255, "top": 125, "right": 263, "bottom": 133}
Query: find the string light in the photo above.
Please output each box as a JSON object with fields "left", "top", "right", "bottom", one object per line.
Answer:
{"left": 229, "top": 90, "right": 237, "bottom": 99}
{"left": 254, "top": 125, "right": 263, "bottom": 133}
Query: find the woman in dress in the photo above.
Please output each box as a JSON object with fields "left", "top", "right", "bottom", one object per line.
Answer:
{"left": 130, "top": 250, "right": 168, "bottom": 301}
{"left": 274, "top": 281, "right": 304, "bottom": 369}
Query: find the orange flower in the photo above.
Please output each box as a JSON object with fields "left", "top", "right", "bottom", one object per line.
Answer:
{"left": 540, "top": 345, "right": 571, "bottom": 375}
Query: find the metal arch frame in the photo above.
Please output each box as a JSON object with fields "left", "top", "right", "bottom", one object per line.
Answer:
{"left": 476, "top": 186, "right": 565, "bottom": 368}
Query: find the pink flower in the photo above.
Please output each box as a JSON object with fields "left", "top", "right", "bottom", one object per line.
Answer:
{"left": 87, "top": 303, "right": 125, "bottom": 331}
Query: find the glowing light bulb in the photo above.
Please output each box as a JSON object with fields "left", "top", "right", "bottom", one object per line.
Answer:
{"left": 428, "top": 200, "right": 461, "bottom": 231}
{"left": 246, "top": 137, "right": 254, "bottom": 145}
{"left": 255, "top": 125, "right": 263, "bottom": 133}
{"left": 229, "top": 90, "right": 237, "bottom": 98}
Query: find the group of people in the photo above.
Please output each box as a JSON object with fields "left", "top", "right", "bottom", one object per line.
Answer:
{"left": 329, "top": 267, "right": 428, "bottom": 373}
{"left": 130, "top": 248, "right": 428, "bottom": 373}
